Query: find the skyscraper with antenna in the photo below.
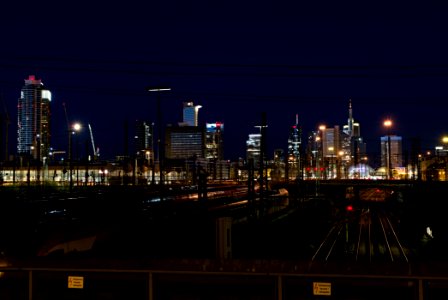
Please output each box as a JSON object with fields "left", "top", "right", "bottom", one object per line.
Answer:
{"left": 343, "top": 99, "right": 360, "bottom": 137}
{"left": 287, "top": 113, "right": 302, "bottom": 179}
{"left": 341, "top": 99, "right": 366, "bottom": 177}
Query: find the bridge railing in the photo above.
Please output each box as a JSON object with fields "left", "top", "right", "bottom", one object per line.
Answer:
{"left": 1, "top": 263, "right": 447, "bottom": 300}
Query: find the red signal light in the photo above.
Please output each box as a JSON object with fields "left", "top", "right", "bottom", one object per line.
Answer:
{"left": 346, "top": 205, "right": 353, "bottom": 211}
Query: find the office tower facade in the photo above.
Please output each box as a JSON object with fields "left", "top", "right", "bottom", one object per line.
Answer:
{"left": 287, "top": 114, "right": 302, "bottom": 179}
{"left": 246, "top": 133, "right": 261, "bottom": 168}
{"left": 205, "top": 122, "right": 224, "bottom": 160}
{"left": 183, "top": 101, "right": 202, "bottom": 126}
{"left": 165, "top": 125, "right": 205, "bottom": 160}
{"left": 341, "top": 99, "right": 366, "bottom": 167}
{"left": 17, "top": 75, "right": 52, "bottom": 160}
{"left": 322, "top": 126, "right": 341, "bottom": 179}
{"left": 381, "top": 135, "right": 402, "bottom": 169}
{"left": 321, "top": 126, "right": 341, "bottom": 157}
{"left": 342, "top": 99, "right": 360, "bottom": 137}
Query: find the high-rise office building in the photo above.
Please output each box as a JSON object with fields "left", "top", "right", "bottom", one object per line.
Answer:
{"left": 381, "top": 135, "right": 402, "bottom": 169}
{"left": 17, "top": 75, "right": 52, "bottom": 160}
{"left": 182, "top": 101, "right": 202, "bottom": 126}
{"left": 165, "top": 125, "right": 205, "bottom": 160}
{"left": 246, "top": 133, "right": 261, "bottom": 168}
{"left": 343, "top": 99, "right": 360, "bottom": 138}
{"left": 287, "top": 114, "right": 302, "bottom": 179}
{"left": 321, "top": 126, "right": 341, "bottom": 158}
{"left": 309, "top": 125, "right": 341, "bottom": 179}
{"left": 341, "top": 99, "right": 366, "bottom": 166}
{"left": 205, "top": 122, "right": 224, "bottom": 160}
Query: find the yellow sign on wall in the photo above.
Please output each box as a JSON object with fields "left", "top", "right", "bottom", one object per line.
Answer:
{"left": 68, "top": 276, "right": 84, "bottom": 289}
{"left": 313, "top": 282, "right": 331, "bottom": 296}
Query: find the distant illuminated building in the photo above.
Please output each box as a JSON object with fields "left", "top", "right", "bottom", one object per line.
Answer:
{"left": 341, "top": 99, "right": 366, "bottom": 167}
{"left": 165, "top": 125, "right": 205, "bottom": 159}
{"left": 381, "top": 135, "right": 402, "bottom": 169}
{"left": 246, "top": 133, "right": 261, "bottom": 168}
{"left": 321, "top": 126, "right": 341, "bottom": 179}
{"left": 321, "top": 126, "right": 341, "bottom": 158}
{"left": 274, "top": 149, "right": 284, "bottom": 162}
{"left": 435, "top": 137, "right": 448, "bottom": 156}
{"left": 287, "top": 114, "right": 302, "bottom": 179}
{"left": 205, "top": 122, "right": 224, "bottom": 160}
{"left": 343, "top": 99, "right": 360, "bottom": 137}
{"left": 182, "top": 101, "right": 202, "bottom": 126}
{"left": 17, "top": 75, "right": 52, "bottom": 160}
{"left": 435, "top": 146, "right": 447, "bottom": 156}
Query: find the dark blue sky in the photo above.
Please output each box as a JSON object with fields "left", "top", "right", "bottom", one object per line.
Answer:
{"left": 1, "top": 1, "right": 448, "bottom": 161}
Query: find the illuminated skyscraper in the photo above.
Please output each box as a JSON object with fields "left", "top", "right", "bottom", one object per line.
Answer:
{"left": 183, "top": 101, "right": 202, "bottom": 126}
{"left": 381, "top": 135, "right": 402, "bottom": 169}
{"left": 343, "top": 99, "right": 360, "bottom": 138}
{"left": 246, "top": 133, "right": 261, "bottom": 168}
{"left": 341, "top": 99, "right": 366, "bottom": 166}
{"left": 205, "top": 122, "right": 224, "bottom": 160}
{"left": 165, "top": 125, "right": 205, "bottom": 159}
{"left": 17, "top": 75, "right": 52, "bottom": 160}
{"left": 287, "top": 114, "right": 302, "bottom": 179}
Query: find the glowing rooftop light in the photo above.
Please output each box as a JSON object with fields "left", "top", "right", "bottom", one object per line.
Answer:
{"left": 73, "top": 123, "right": 82, "bottom": 131}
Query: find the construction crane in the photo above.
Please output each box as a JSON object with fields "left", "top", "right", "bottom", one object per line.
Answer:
{"left": 62, "top": 102, "right": 70, "bottom": 131}
{"left": 88, "top": 123, "right": 99, "bottom": 160}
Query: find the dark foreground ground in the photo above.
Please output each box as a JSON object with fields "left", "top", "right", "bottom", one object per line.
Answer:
{"left": 0, "top": 183, "right": 448, "bottom": 299}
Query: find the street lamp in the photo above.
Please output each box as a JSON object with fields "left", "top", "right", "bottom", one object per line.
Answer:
{"left": 315, "top": 135, "right": 321, "bottom": 179}
{"left": 328, "top": 146, "right": 334, "bottom": 179}
{"left": 383, "top": 119, "right": 393, "bottom": 180}
{"left": 442, "top": 136, "right": 448, "bottom": 181}
{"left": 35, "top": 134, "right": 41, "bottom": 184}
{"left": 318, "top": 125, "right": 326, "bottom": 179}
{"left": 148, "top": 87, "right": 171, "bottom": 189}
{"left": 337, "top": 150, "right": 344, "bottom": 179}
{"left": 69, "top": 122, "right": 82, "bottom": 189}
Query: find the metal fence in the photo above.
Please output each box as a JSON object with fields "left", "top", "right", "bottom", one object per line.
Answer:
{"left": 1, "top": 265, "right": 448, "bottom": 300}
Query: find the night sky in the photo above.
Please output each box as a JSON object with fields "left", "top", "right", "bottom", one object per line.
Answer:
{"left": 1, "top": 1, "right": 448, "bottom": 162}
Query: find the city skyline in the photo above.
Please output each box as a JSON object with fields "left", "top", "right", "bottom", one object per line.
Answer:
{"left": 1, "top": 1, "right": 448, "bottom": 161}
{"left": 0, "top": 73, "right": 446, "bottom": 164}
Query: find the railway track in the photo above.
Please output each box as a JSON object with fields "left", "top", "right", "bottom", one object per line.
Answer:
{"left": 312, "top": 205, "right": 409, "bottom": 263}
